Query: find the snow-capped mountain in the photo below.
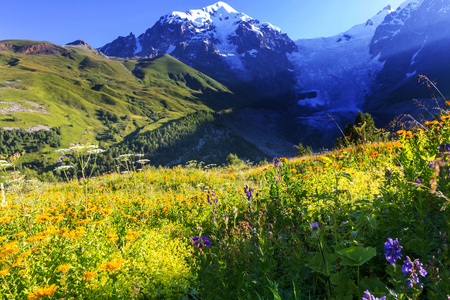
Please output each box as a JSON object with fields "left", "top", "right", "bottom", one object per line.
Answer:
{"left": 365, "top": 0, "right": 450, "bottom": 120}
{"left": 288, "top": 0, "right": 450, "bottom": 147}
{"left": 100, "top": 2, "right": 297, "bottom": 97}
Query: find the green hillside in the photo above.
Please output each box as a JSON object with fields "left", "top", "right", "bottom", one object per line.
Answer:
{"left": 0, "top": 40, "right": 258, "bottom": 171}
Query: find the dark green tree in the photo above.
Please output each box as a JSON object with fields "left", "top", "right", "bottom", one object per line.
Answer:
{"left": 335, "top": 111, "right": 388, "bottom": 148}
{"left": 295, "top": 143, "right": 313, "bottom": 157}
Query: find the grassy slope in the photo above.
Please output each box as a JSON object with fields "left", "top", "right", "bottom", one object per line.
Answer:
{"left": 0, "top": 40, "right": 248, "bottom": 163}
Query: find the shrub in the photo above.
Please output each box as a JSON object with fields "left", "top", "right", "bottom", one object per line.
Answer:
{"left": 226, "top": 153, "right": 244, "bottom": 166}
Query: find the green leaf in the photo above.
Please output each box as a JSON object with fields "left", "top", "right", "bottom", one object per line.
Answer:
{"left": 338, "top": 172, "right": 353, "bottom": 183}
{"left": 330, "top": 272, "right": 358, "bottom": 299}
{"left": 318, "top": 156, "right": 333, "bottom": 164}
{"left": 358, "top": 278, "right": 387, "bottom": 297}
{"left": 421, "top": 154, "right": 436, "bottom": 162}
{"left": 306, "top": 251, "right": 336, "bottom": 276}
{"left": 336, "top": 246, "right": 376, "bottom": 266}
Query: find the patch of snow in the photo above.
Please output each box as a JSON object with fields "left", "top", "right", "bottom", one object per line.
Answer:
{"left": 409, "top": 35, "right": 428, "bottom": 67}
{"left": 438, "top": 5, "right": 450, "bottom": 13}
{"left": 247, "top": 49, "right": 258, "bottom": 57}
{"left": 166, "top": 44, "right": 176, "bottom": 54}
{"left": 297, "top": 92, "right": 325, "bottom": 108}
{"left": 261, "top": 22, "right": 281, "bottom": 33}
{"left": 406, "top": 70, "right": 417, "bottom": 77}
{"left": 134, "top": 38, "right": 142, "bottom": 55}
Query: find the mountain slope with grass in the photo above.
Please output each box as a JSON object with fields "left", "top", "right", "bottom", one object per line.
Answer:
{"left": 0, "top": 39, "right": 268, "bottom": 171}
{"left": 1, "top": 115, "right": 449, "bottom": 298}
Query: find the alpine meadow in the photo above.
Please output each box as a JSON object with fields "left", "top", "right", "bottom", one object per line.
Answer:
{"left": 1, "top": 0, "right": 450, "bottom": 299}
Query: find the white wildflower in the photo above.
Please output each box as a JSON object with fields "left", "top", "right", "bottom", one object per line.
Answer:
{"left": 87, "top": 149, "right": 106, "bottom": 154}
{"left": 55, "top": 148, "right": 71, "bottom": 154}
{"left": 137, "top": 159, "right": 150, "bottom": 164}
{"left": 54, "top": 165, "right": 74, "bottom": 171}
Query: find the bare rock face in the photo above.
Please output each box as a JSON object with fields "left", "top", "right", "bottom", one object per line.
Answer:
{"left": 0, "top": 41, "right": 70, "bottom": 56}
{"left": 99, "top": 2, "right": 298, "bottom": 97}
{"left": 65, "top": 40, "right": 103, "bottom": 56}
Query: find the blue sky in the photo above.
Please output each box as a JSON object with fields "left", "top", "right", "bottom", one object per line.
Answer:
{"left": 2, "top": 0, "right": 406, "bottom": 48}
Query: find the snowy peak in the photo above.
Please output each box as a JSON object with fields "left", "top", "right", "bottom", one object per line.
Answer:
{"left": 160, "top": 2, "right": 279, "bottom": 35}
{"left": 366, "top": 5, "right": 394, "bottom": 27}
{"left": 370, "top": 0, "right": 425, "bottom": 58}
{"left": 383, "top": 0, "right": 424, "bottom": 26}
{"left": 204, "top": 2, "right": 238, "bottom": 14}
{"left": 343, "top": 5, "right": 393, "bottom": 40}
{"left": 99, "top": 1, "right": 297, "bottom": 97}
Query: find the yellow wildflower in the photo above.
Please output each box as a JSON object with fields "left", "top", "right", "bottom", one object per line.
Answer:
{"left": 12, "top": 231, "right": 26, "bottom": 239}
{"left": 107, "top": 233, "right": 119, "bottom": 242}
{"left": 0, "top": 268, "right": 9, "bottom": 276}
{"left": 12, "top": 249, "right": 33, "bottom": 267}
{"left": 0, "top": 216, "right": 13, "bottom": 224}
{"left": 57, "top": 263, "right": 72, "bottom": 274}
{"left": 99, "top": 258, "right": 123, "bottom": 273}
{"left": 28, "top": 284, "right": 58, "bottom": 299}
{"left": 0, "top": 241, "right": 19, "bottom": 258}
{"left": 82, "top": 271, "right": 97, "bottom": 281}
{"left": 77, "top": 218, "right": 91, "bottom": 225}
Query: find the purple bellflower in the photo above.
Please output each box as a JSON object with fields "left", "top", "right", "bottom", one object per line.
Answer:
{"left": 402, "top": 256, "right": 427, "bottom": 289}
{"left": 384, "top": 238, "right": 403, "bottom": 265}
{"left": 362, "top": 290, "right": 386, "bottom": 300}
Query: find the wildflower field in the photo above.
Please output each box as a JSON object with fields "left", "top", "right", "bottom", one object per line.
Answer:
{"left": 1, "top": 114, "right": 450, "bottom": 299}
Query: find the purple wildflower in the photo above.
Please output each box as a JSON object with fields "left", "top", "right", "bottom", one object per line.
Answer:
{"left": 191, "top": 236, "right": 211, "bottom": 252}
{"left": 244, "top": 185, "right": 253, "bottom": 201}
{"left": 274, "top": 158, "right": 280, "bottom": 168}
{"left": 310, "top": 222, "right": 319, "bottom": 231}
{"left": 362, "top": 290, "right": 386, "bottom": 300}
{"left": 384, "top": 238, "right": 403, "bottom": 265}
{"left": 402, "top": 256, "right": 427, "bottom": 288}
{"left": 437, "top": 143, "right": 450, "bottom": 156}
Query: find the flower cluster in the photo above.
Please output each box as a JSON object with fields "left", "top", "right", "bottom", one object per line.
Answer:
{"left": 362, "top": 290, "right": 386, "bottom": 300}
{"left": 28, "top": 284, "right": 58, "bottom": 299}
{"left": 437, "top": 143, "right": 450, "bottom": 155}
{"left": 273, "top": 158, "right": 280, "bottom": 168}
{"left": 402, "top": 256, "right": 427, "bottom": 288}
{"left": 244, "top": 184, "right": 253, "bottom": 201}
{"left": 384, "top": 238, "right": 403, "bottom": 265}
{"left": 191, "top": 236, "right": 211, "bottom": 252}
{"left": 99, "top": 258, "right": 123, "bottom": 274}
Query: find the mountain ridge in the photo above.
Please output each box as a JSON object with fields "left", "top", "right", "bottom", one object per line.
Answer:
{"left": 99, "top": 2, "right": 298, "bottom": 98}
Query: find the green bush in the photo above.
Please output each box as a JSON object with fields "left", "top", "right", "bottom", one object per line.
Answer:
{"left": 226, "top": 153, "right": 244, "bottom": 166}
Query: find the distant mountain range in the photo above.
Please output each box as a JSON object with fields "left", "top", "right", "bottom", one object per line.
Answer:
{"left": 99, "top": 0, "right": 450, "bottom": 147}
